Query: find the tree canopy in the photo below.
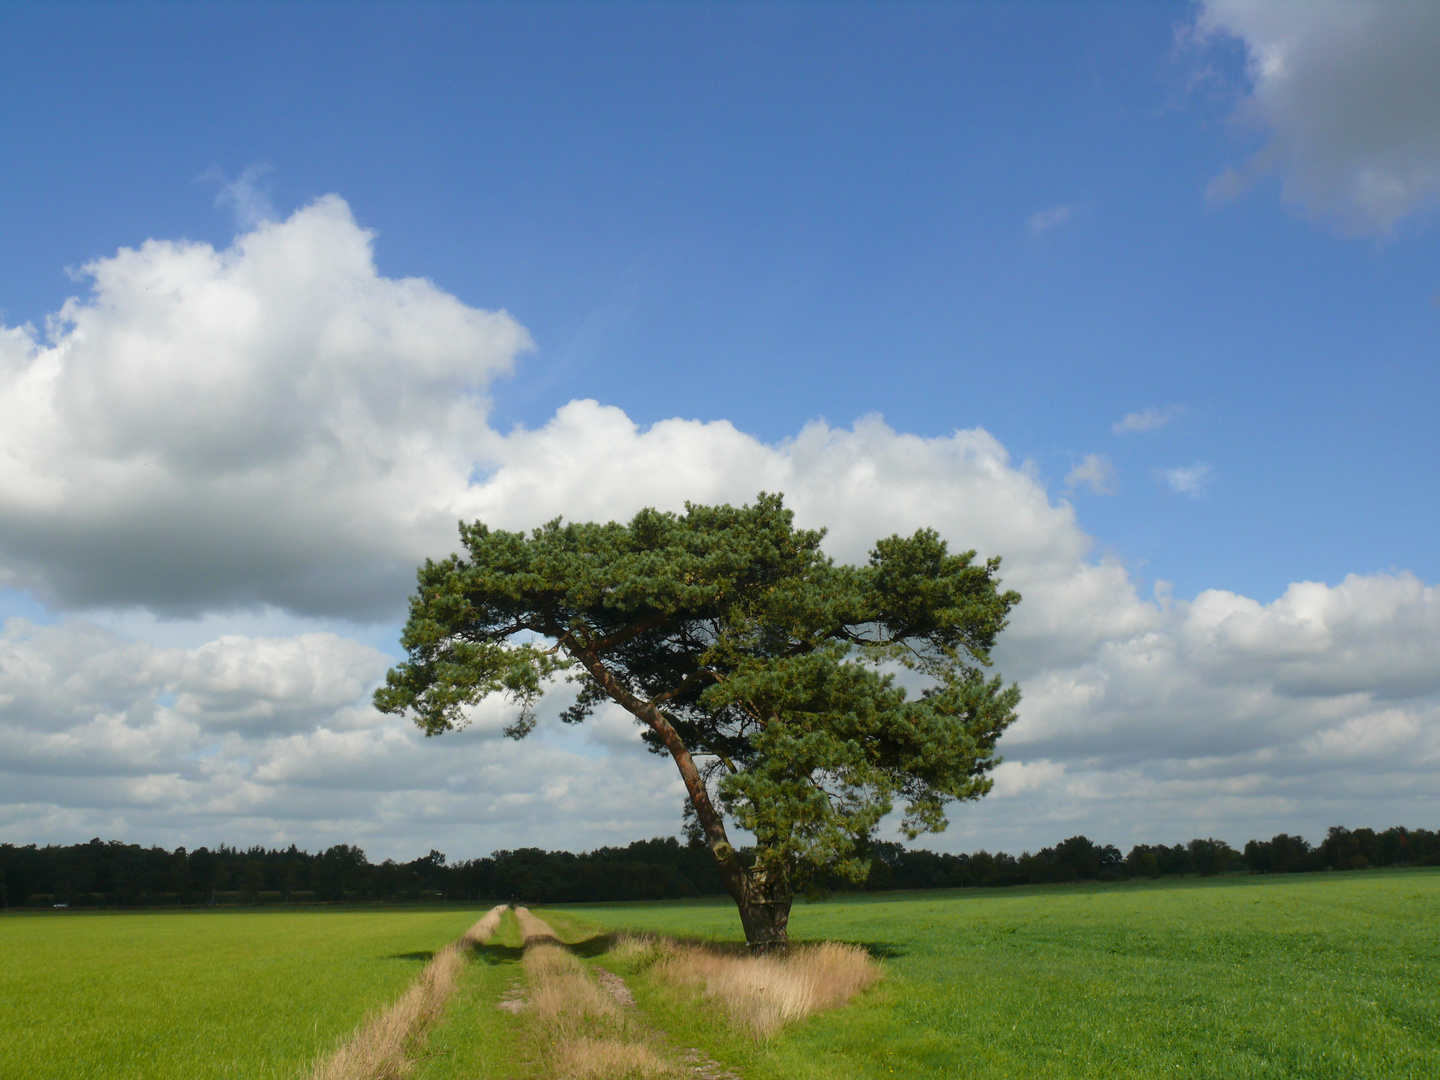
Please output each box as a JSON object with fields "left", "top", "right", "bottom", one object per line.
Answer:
{"left": 375, "top": 493, "right": 1021, "bottom": 947}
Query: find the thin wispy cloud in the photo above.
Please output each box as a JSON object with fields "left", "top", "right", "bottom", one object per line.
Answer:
{"left": 1064, "top": 453, "right": 1118, "bottom": 496}
{"left": 208, "top": 163, "right": 277, "bottom": 229}
{"left": 1156, "top": 462, "right": 1213, "bottom": 497}
{"left": 1026, "top": 203, "right": 1074, "bottom": 237}
{"left": 1113, "top": 405, "right": 1183, "bottom": 434}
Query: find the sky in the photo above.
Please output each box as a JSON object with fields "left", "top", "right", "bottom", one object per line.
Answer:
{"left": 1, "top": 0, "right": 1438, "bottom": 861}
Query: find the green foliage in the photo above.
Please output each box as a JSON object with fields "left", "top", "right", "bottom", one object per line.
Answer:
{"left": 376, "top": 494, "right": 1021, "bottom": 891}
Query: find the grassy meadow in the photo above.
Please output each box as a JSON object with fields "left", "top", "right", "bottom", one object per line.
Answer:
{"left": 3, "top": 869, "right": 1437, "bottom": 1079}
{"left": 539, "top": 868, "right": 1440, "bottom": 1079}
{"left": 0, "top": 907, "right": 477, "bottom": 1080}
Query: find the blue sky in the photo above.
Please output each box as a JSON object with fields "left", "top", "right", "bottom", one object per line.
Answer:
{"left": 2, "top": 2, "right": 1438, "bottom": 858}
{"left": 4, "top": 1, "right": 1434, "bottom": 601}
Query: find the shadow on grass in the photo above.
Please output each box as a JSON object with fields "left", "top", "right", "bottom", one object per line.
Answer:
{"left": 850, "top": 940, "right": 906, "bottom": 959}
{"left": 470, "top": 941, "right": 526, "bottom": 966}
{"left": 386, "top": 940, "right": 529, "bottom": 965}
{"left": 566, "top": 928, "right": 905, "bottom": 962}
{"left": 568, "top": 932, "right": 621, "bottom": 959}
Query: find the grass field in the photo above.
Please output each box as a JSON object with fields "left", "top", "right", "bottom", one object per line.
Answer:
{"left": 4, "top": 870, "right": 1438, "bottom": 1079}
{"left": 0, "top": 907, "right": 478, "bottom": 1080}
{"left": 538, "top": 868, "right": 1440, "bottom": 1080}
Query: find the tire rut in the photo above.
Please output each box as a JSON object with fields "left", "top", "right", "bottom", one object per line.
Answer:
{"left": 594, "top": 965, "right": 740, "bottom": 1079}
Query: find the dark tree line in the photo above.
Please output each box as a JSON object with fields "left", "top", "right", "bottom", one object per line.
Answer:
{"left": 2, "top": 825, "right": 1436, "bottom": 909}
{"left": 860, "top": 826, "right": 1439, "bottom": 890}
{"left": 0, "top": 836, "right": 723, "bottom": 908}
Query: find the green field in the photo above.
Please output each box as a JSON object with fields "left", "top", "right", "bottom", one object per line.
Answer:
{"left": 533, "top": 869, "right": 1440, "bottom": 1079}
{"left": 4, "top": 870, "right": 1438, "bottom": 1079}
{"left": 0, "top": 907, "right": 477, "bottom": 1080}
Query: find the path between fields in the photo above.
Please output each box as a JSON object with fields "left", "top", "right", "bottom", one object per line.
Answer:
{"left": 306, "top": 906, "right": 506, "bottom": 1080}
{"left": 510, "top": 907, "right": 741, "bottom": 1079}
{"left": 592, "top": 944, "right": 741, "bottom": 1079}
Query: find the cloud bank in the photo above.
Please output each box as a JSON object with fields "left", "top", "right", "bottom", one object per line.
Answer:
{"left": 1, "top": 199, "right": 1436, "bottom": 857}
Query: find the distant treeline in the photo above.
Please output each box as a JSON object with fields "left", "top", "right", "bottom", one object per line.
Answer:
{"left": 2, "top": 825, "right": 1437, "bottom": 909}
{"left": 861, "top": 825, "right": 1440, "bottom": 890}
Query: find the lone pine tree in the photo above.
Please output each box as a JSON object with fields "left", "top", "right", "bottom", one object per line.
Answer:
{"left": 375, "top": 493, "right": 1020, "bottom": 949}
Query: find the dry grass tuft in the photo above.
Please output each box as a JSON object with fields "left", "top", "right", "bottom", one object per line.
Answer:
{"left": 513, "top": 905, "right": 561, "bottom": 945}
{"left": 607, "top": 933, "right": 676, "bottom": 966}
{"left": 308, "top": 906, "right": 506, "bottom": 1080}
{"left": 514, "top": 911, "right": 680, "bottom": 1077}
{"left": 550, "top": 1037, "right": 677, "bottom": 1080}
{"left": 308, "top": 943, "right": 465, "bottom": 1080}
{"left": 652, "top": 940, "right": 881, "bottom": 1037}
{"left": 462, "top": 905, "right": 508, "bottom": 946}
{"left": 524, "top": 941, "right": 619, "bottom": 1028}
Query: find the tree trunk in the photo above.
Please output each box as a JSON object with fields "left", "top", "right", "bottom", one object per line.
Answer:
{"left": 571, "top": 644, "right": 793, "bottom": 950}
{"left": 729, "top": 863, "right": 792, "bottom": 953}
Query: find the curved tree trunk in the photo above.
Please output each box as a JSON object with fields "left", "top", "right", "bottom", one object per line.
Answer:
{"left": 571, "top": 645, "right": 792, "bottom": 950}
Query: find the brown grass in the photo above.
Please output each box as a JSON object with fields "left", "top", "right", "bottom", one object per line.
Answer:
{"left": 550, "top": 1038, "right": 677, "bottom": 1080}
{"left": 524, "top": 940, "right": 620, "bottom": 1029}
{"left": 647, "top": 938, "right": 881, "bottom": 1037}
{"left": 462, "top": 904, "right": 507, "bottom": 946}
{"left": 514, "top": 909, "right": 678, "bottom": 1079}
{"left": 307, "top": 906, "right": 506, "bottom": 1080}
{"left": 513, "top": 905, "right": 557, "bottom": 943}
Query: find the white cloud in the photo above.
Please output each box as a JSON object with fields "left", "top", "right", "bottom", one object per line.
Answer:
{"left": 5, "top": 565, "right": 1439, "bottom": 856}
{"left": 1195, "top": 0, "right": 1440, "bottom": 234}
{"left": 1112, "top": 405, "right": 1183, "bottom": 434}
{"left": 963, "top": 571, "right": 1440, "bottom": 849}
{"left": 1064, "top": 453, "right": 1118, "bottom": 496}
{"left": 1026, "top": 204, "right": 1074, "bottom": 237}
{"left": 1156, "top": 462, "right": 1213, "bottom": 497}
{"left": 0, "top": 616, "right": 684, "bottom": 855}
{"left": 0, "top": 196, "right": 532, "bottom": 618}
{"left": 1, "top": 197, "right": 1437, "bottom": 857}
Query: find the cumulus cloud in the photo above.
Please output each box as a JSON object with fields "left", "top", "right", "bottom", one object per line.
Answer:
{"left": 2, "top": 196, "right": 1437, "bottom": 857}
{"left": 1064, "top": 453, "right": 1118, "bottom": 496}
{"left": 5, "top": 566, "right": 1439, "bottom": 856}
{"left": 1194, "top": 0, "right": 1440, "bottom": 234}
{"left": 0, "top": 616, "right": 681, "bottom": 854}
{"left": 1156, "top": 462, "right": 1213, "bottom": 497}
{"left": 461, "top": 402, "right": 1159, "bottom": 678}
{"left": 1026, "top": 204, "right": 1075, "bottom": 237}
{"left": 0, "top": 196, "right": 531, "bottom": 617}
{"left": 1112, "top": 405, "right": 1183, "bottom": 434}
{"left": 967, "top": 571, "right": 1440, "bottom": 849}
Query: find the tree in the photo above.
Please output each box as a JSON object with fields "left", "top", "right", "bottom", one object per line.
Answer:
{"left": 1243, "top": 833, "right": 1315, "bottom": 874}
{"left": 375, "top": 494, "right": 1021, "bottom": 948}
{"left": 1186, "top": 837, "right": 1238, "bottom": 876}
